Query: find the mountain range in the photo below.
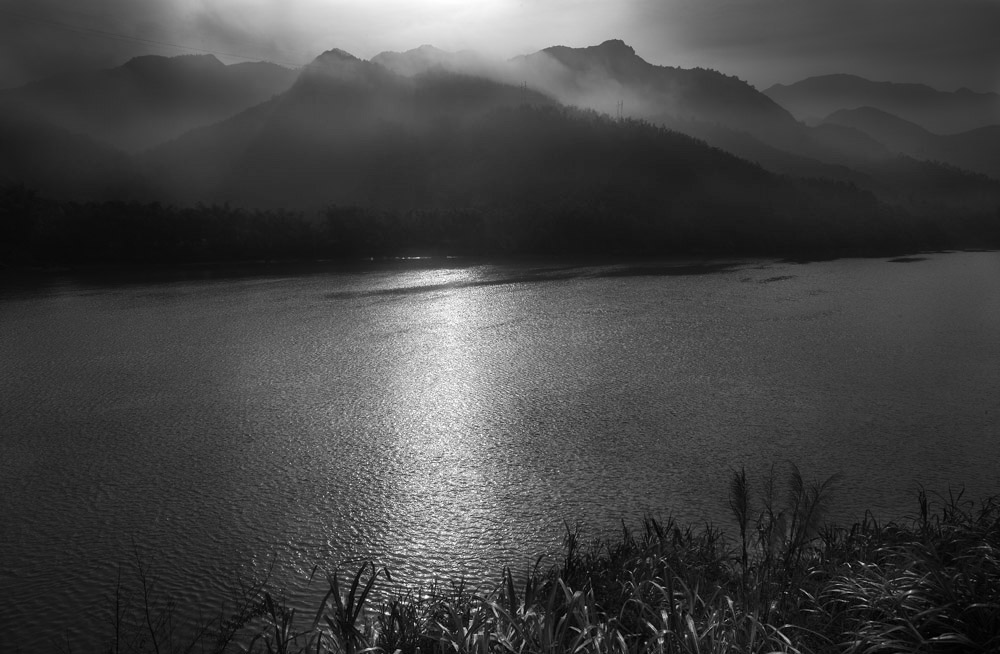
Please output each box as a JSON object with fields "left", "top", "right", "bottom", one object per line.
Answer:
{"left": 764, "top": 74, "right": 1000, "bottom": 134}
{"left": 821, "top": 107, "right": 1000, "bottom": 180}
{"left": 2, "top": 40, "right": 998, "bottom": 260}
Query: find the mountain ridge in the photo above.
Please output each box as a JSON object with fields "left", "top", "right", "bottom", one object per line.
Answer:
{"left": 4, "top": 41, "right": 999, "bottom": 257}
{"left": 510, "top": 39, "right": 799, "bottom": 140}
{"left": 764, "top": 73, "right": 1000, "bottom": 134}
{"left": 823, "top": 106, "right": 1000, "bottom": 179}
{"left": 0, "top": 53, "right": 297, "bottom": 151}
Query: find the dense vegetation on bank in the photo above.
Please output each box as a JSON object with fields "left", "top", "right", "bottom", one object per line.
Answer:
{"left": 87, "top": 468, "right": 1000, "bottom": 654}
{"left": 2, "top": 182, "right": 998, "bottom": 268}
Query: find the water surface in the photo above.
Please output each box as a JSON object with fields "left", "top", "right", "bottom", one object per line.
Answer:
{"left": 2, "top": 253, "right": 999, "bottom": 650}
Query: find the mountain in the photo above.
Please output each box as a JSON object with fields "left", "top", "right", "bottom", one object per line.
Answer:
{"left": 48, "top": 43, "right": 1000, "bottom": 222}
{"left": 141, "top": 48, "right": 911, "bottom": 248}
{"left": 509, "top": 40, "right": 799, "bottom": 143}
{"left": 146, "top": 48, "right": 561, "bottom": 208}
{"left": 505, "top": 41, "right": 937, "bottom": 188}
{"left": 654, "top": 119, "right": 871, "bottom": 183}
{"left": 6, "top": 43, "right": 1000, "bottom": 261}
{"left": 139, "top": 96, "right": 283, "bottom": 203}
{"left": 822, "top": 107, "right": 1000, "bottom": 180}
{"left": 368, "top": 41, "right": 910, "bottom": 187}
{"left": 764, "top": 74, "right": 1000, "bottom": 134}
{"left": 372, "top": 45, "right": 496, "bottom": 77}
{"left": 823, "top": 107, "right": 931, "bottom": 151}
{"left": 0, "top": 54, "right": 297, "bottom": 152}
{"left": 373, "top": 40, "right": 801, "bottom": 145}
{"left": 0, "top": 105, "right": 143, "bottom": 200}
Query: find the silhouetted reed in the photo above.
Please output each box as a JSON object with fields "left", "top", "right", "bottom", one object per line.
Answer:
{"left": 95, "top": 468, "right": 1000, "bottom": 654}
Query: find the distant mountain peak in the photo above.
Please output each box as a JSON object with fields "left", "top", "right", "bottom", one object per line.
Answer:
{"left": 542, "top": 39, "right": 639, "bottom": 62}
{"left": 765, "top": 72, "right": 1000, "bottom": 133}
{"left": 371, "top": 45, "right": 491, "bottom": 77}
{"left": 303, "top": 48, "right": 372, "bottom": 80}
{"left": 769, "top": 73, "right": 999, "bottom": 98}
{"left": 595, "top": 39, "right": 635, "bottom": 55}
{"left": 771, "top": 73, "right": 941, "bottom": 94}
{"left": 531, "top": 39, "right": 647, "bottom": 82}
{"left": 313, "top": 48, "right": 361, "bottom": 64}
{"left": 372, "top": 44, "right": 446, "bottom": 59}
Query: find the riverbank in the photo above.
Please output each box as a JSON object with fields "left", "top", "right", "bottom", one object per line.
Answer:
{"left": 4, "top": 183, "right": 1000, "bottom": 270}
{"left": 94, "top": 472, "right": 999, "bottom": 654}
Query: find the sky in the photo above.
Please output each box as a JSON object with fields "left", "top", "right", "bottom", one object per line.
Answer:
{"left": 1, "top": 0, "right": 999, "bottom": 92}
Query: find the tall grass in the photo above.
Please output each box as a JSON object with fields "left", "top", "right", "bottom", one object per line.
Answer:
{"left": 96, "top": 468, "right": 1000, "bottom": 654}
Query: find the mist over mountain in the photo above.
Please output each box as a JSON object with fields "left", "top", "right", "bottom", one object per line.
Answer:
{"left": 146, "top": 47, "right": 556, "bottom": 208}
{"left": 764, "top": 74, "right": 1000, "bottom": 134}
{"left": 373, "top": 40, "right": 799, "bottom": 146}
{"left": 513, "top": 40, "right": 798, "bottom": 140}
{"left": 400, "top": 40, "right": 996, "bottom": 205}
{"left": 0, "top": 105, "right": 145, "bottom": 201}
{"left": 367, "top": 40, "right": 910, "bottom": 191}
{"left": 824, "top": 107, "right": 931, "bottom": 152}
{"left": 372, "top": 45, "right": 498, "bottom": 78}
{"left": 145, "top": 44, "right": 884, "bottom": 221}
{"left": 3, "top": 41, "right": 1000, "bottom": 265}
{"left": 822, "top": 107, "right": 1000, "bottom": 180}
{"left": 0, "top": 54, "right": 297, "bottom": 152}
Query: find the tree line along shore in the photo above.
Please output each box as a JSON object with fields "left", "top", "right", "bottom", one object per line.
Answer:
{"left": 3, "top": 183, "right": 998, "bottom": 269}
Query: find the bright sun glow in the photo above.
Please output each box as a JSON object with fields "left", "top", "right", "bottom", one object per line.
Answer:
{"left": 172, "top": 0, "right": 623, "bottom": 64}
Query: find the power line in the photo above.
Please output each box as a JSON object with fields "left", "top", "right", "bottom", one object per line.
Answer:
{"left": 0, "top": 8, "right": 307, "bottom": 69}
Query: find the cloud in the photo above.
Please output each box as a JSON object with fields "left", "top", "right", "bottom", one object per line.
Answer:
{"left": 0, "top": 0, "right": 197, "bottom": 87}
{"left": 1, "top": 0, "right": 996, "bottom": 92}
{"left": 0, "top": 0, "right": 637, "bottom": 87}
{"left": 628, "top": 0, "right": 1000, "bottom": 90}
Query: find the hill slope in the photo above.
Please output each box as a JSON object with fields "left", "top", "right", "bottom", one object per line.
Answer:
{"left": 764, "top": 74, "right": 1000, "bottom": 134}
{"left": 5, "top": 43, "right": 1000, "bottom": 263}
{"left": 137, "top": 47, "right": 960, "bottom": 255}
{"left": 0, "top": 105, "right": 143, "bottom": 200}
{"left": 147, "top": 47, "right": 786, "bottom": 211}
{"left": 511, "top": 40, "right": 799, "bottom": 143}
{"left": 823, "top": 107, "right": 1000, "bottom": 180}
{"left": 0, "top": 54, "right": 297, "bottom": 152}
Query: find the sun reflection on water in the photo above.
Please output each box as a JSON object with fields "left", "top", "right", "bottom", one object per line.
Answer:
{"left": 379, "top": 266, "right": 516, "bottom": 584}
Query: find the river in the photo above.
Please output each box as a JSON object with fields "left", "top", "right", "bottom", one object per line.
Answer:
{"left": 1, "top": 253, "right": 999, "bottom": 650}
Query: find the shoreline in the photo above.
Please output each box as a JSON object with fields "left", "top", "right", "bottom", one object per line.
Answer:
{"left": 32, "top": 482, "right": 1000, "bottom": 654}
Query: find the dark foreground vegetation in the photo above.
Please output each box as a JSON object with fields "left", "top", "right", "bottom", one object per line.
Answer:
{"left": 83, "top": 468, "right": 1000, "bottom": 654}
{"left": 2, "top": 183, "right": 999, "bottom": 269}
